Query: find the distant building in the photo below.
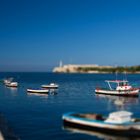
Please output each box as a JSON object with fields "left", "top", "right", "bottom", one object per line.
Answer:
{"left": 53, "top": 64, "right": 114, "bottom": 73}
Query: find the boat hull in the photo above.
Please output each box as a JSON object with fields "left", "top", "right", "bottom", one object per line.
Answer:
{"left": 63, "top": 120, "right": 140, "bottom": 136}
{"left": 5, "top": 82, "right": 18, "bottom": 87}
{"left": 63, "top": 113, "right": 140, "bottom": 136}
{"left": 27, "top": 89, "right": 49, "bottom": 93}
{"left": 95, "top": 89, "right": 139, "bottom": 97}
{"left": 41, "top": 85, "right": 58, "bottom": 89}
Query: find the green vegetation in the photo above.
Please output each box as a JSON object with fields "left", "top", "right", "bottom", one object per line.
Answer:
{"left": 76, "top": 66, "right": 140, "bottom": 73}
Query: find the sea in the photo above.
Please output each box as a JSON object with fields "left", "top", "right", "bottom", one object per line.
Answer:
{"left": 0, "top": 72, "right": 140, "bottom": 140}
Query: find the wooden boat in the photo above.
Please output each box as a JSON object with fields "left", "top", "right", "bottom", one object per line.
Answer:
{"left": 62, "top": 111, "right": 140, "bottom": 136}
{"left": 41, "top": 83, "right": 59, "bottom": 89}
{"left": 95, "top": 80, "right": 139, "bottom": 97}
{"left": 27, "top": 88, "right": 49, "bottom": 93}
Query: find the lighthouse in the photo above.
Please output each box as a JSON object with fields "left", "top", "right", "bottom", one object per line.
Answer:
{"left": 59, "top": 60, "right": 63, "bottom": 67}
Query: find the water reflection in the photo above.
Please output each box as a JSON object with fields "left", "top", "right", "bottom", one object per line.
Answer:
{"left": 6, "top": 87, "right": 18, "bottom": 95}
{"left": 63, "top": 126, "right": 140, "bottom": 140}
{"left": 7, "top": 87, "right": 17, "bottom": 91}
{"left": 49, "top": 89, "right": 58, "bottom": 95}
{"left": 95, "top": 94, "right": 139, "bottom": 110}
{"left": 27, "top": 92, "right": 49, "bottom": 98}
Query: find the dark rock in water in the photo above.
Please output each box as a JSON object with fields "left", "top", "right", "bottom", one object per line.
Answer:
{"left": 0, "top": 113, "right": 19, "bottom": 140}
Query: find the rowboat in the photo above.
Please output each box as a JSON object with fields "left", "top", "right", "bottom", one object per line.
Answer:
{"left": 62, "top": 111, "right": 140, "bottom": 136}
{"left": 95, "top": 80, "right": 139, "bottom": 97}
{"left": 27, "top": 89, "right": 49, "bottom": 93}
{"left": 41, "top": 83, "right": 59, "bottom": 89}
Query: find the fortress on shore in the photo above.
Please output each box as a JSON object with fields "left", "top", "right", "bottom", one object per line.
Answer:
{"left": 53, "top": 61, "right": 140, "bottom": 73}
{"left": 53, "top": 61, "right": 114, "bottom": 73}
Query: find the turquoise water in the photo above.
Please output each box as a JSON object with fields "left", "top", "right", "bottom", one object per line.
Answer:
{"left": 0, "top": 72, "right": 140, "bottom": 140}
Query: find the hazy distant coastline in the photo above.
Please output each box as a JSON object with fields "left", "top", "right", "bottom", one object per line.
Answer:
{"left": 53, "top": 64, "right": 140, "bottom": 74}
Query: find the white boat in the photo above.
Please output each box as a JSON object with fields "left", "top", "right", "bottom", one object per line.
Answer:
{"left": 5, "top": 82, "right": 18, "bottom": 87}
{"left": 27, "top": 88, "right": 49, "bottom": 93}
{"left": 4, "top": 78, "right": 18, "bottom": 87}
{"left": 41, "top": 83, "right": 59, "bottom": 89}
{"left": 95, "top": 80, "right": 139, "bottom": 97}
{"left": 62, "top": 111, "right": 140, "bottom": 136}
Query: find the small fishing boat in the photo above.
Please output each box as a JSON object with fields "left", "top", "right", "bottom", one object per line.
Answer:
{"left": 95, "top": 80, "right": 139, "bottom": 97}
{"left": 4, "top": 77, "right": 18, "bottom": 87}
{"left": 5, "top": 82, "right": 18, "bottom": 87}
{"left": 41, "top": 83, "right": 59, "bottom": 89}
{"left": 62, "top": 111, "right": 140, "bottom": 136}
{"left": 27, "top": 88, "right": 49, "bottom": 93}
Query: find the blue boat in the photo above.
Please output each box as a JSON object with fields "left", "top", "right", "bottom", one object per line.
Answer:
{"left": 62, "top": 111, "right": 140, "bottom": 136}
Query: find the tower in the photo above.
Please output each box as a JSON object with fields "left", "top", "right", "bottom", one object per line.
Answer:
{"left": 59, "top": 60, "right": 63, "bottom": 67}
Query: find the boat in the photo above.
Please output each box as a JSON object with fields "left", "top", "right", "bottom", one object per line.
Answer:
{"left": 41, "top": 83, "right": 59, "bottom": 89}
{"left": 3, "top": 77, "right": 18, "bottom": 87}
{"left": 95, "top": 80, "right": 139, "bottom": 97}
{"left": 62, "top": 111, "right": 140, "bottom": 136}
{"left": 27, "top": 88, "right": 49, "bottom": 94}
{"left": 5, "top": 82, "right": 18, "bottom": 87}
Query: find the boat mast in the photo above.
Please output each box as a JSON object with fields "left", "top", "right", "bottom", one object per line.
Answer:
{"left": 115, "top": 71, "right": 118, "bottom": 81}
{"left": 122, "top": 65, "right": 127, "bottom": 84}
{"left": 124, "top": 66, "right": 127, "bottom": 81}
{"left": 115, "top": 64, "right": 118, "bottom": 81}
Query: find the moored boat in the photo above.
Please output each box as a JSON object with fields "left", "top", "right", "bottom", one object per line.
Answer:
{"left": 62, "top": 111, "right": 140, "bottom": 136}
{"left": 41, "top": 83, "right": 59, "bottom": 89}
{"left": 3, "top": 77, "right": 18, "bottom": 87}
{"left": 5, "top": 82, "right": 18, "bottom": 87}
{"left": 27, "top": 88, "right": 49, "bottom": 93}
{"left": 95, "top": 80, "right": 139, "bottom": 97}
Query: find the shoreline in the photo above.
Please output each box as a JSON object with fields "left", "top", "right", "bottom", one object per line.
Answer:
{"left": 53, "top": 64, "right": 140, "bottom": 74}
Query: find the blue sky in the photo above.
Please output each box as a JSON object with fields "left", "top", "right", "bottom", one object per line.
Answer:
{"left": 1, "top": 0, "right": 140, "bottom": 71}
